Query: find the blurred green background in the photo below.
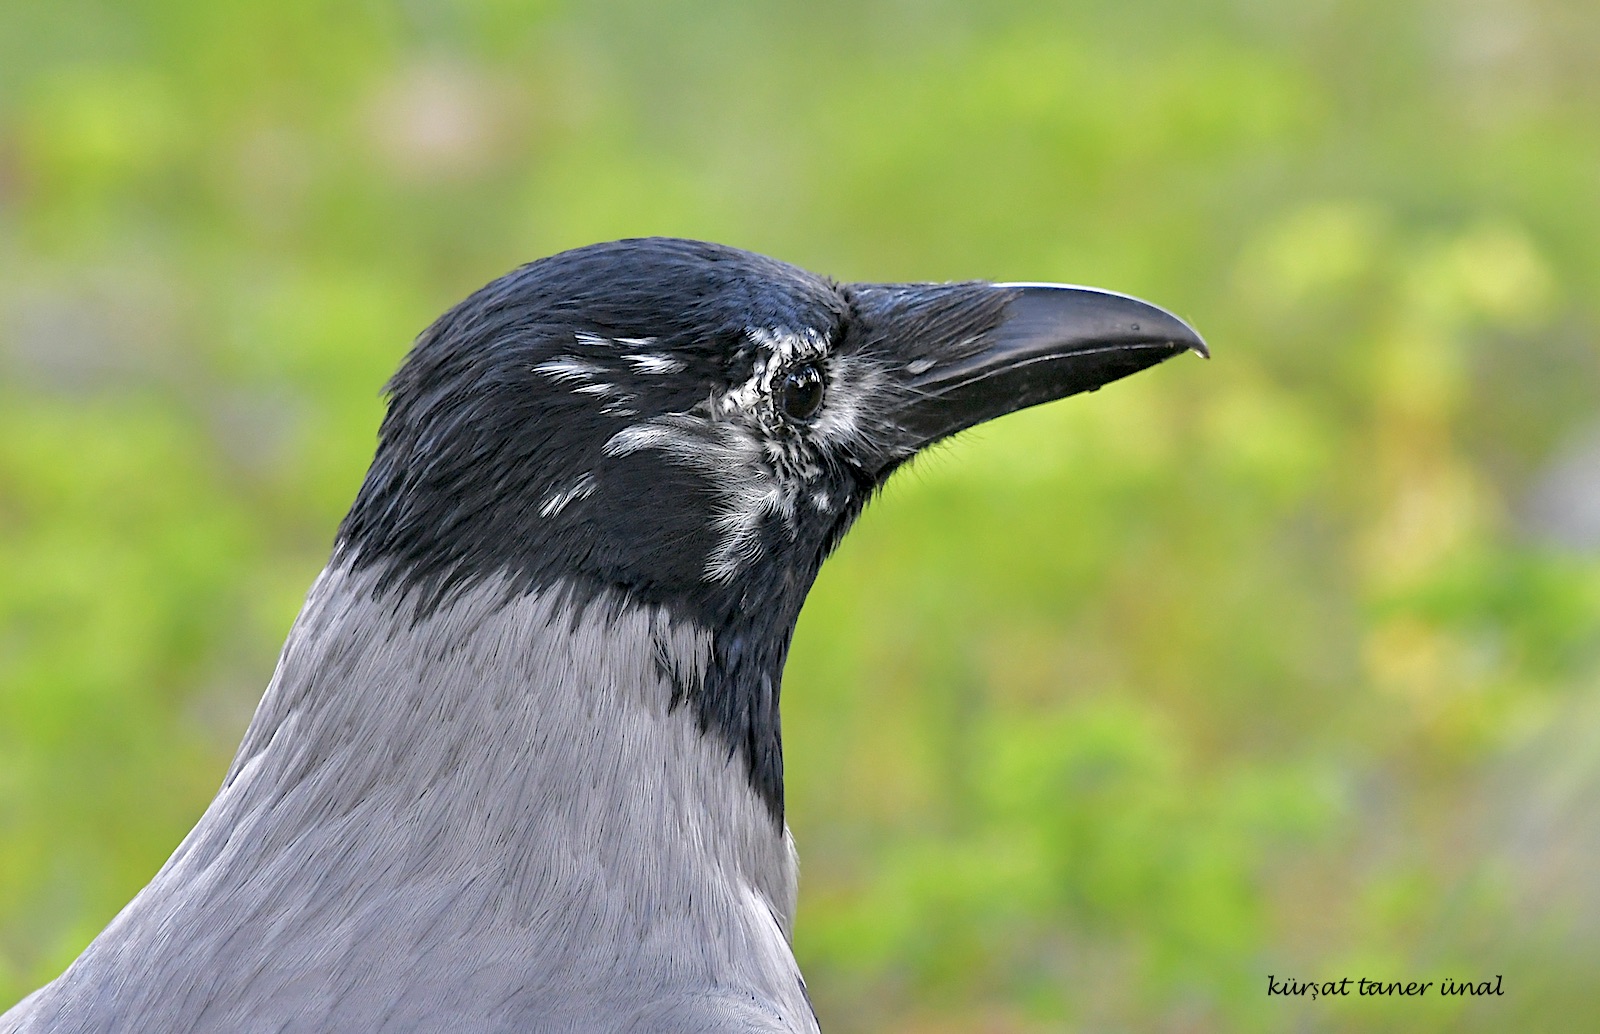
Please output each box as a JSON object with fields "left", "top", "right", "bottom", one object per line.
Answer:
{"left": 2, "top": 0, "right": 1598, "bottom": 1030}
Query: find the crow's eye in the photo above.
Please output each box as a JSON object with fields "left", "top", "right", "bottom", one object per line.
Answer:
{"left": 778, "top": 363, "right": 826, "bottom": 421}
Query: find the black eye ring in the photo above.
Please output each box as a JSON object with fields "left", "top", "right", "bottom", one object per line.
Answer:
{"left": 778, "top": 362, "right": 827, "bottom": 422}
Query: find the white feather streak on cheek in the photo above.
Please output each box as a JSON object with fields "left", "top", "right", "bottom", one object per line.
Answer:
{"left": 606, "top": 322, "right": 842, "bottom": 582}
{"left": 538, "top": 472, "right": 597, "bottom": 517}
{"left": 624, "top": 354, "right": 687, "bottom": 375}
{"left": 533, "top": 357, "right": 605, "bottom": 384}
{"left": 761, "top": 437, "right": 820, "bottom": 484}
{"left": 705, "top": 461, "right": 803, "bottom": 583}
{"left": 606, "top": 414, "right": 785, "bottom": 585}
{"left": 603, "top": 424, "right": 681, "bottom": 458}
{"left": 573, "top": 382, "right": 633, "bottom": 401}
{"left": 706, "top": 486, "right": 778, "bottom": 582}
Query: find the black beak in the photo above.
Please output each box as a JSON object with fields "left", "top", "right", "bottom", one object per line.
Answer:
{"left": 847, "top": 281, "right": 1206, "bottom": 475}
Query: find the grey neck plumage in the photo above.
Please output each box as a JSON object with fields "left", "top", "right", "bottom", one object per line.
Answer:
{"left": 4, "top": 564, "right": 818, "bottom": 1034}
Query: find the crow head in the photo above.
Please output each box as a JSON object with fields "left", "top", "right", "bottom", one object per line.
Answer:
{"left": 336, "top": 238, "right": 1204, "bottom": 820}
{"left": 0, "top": 238, "right": 1205, "bottom": 1033}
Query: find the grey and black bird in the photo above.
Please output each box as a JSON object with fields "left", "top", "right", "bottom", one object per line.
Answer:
{"left": 1, "top": 238, "right": 1204, "bottom": 1033}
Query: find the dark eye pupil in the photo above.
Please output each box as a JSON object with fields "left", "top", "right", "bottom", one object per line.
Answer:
{"left": 779, "top": 363, "right": 826, "bottom": 420}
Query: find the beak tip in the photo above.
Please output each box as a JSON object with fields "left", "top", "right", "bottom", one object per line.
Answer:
{"left": 1166, "top": 312, "right": 1208, "bottom": 360}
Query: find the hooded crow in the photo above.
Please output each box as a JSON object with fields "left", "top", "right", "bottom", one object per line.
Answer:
{"left": 1, "top": 238, "right": 1204, "bottom": 1033}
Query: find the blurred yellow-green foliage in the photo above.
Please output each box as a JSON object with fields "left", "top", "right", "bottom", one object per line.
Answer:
{"left": 3, "top": 1, "right": 1599, "bottom": 1031}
